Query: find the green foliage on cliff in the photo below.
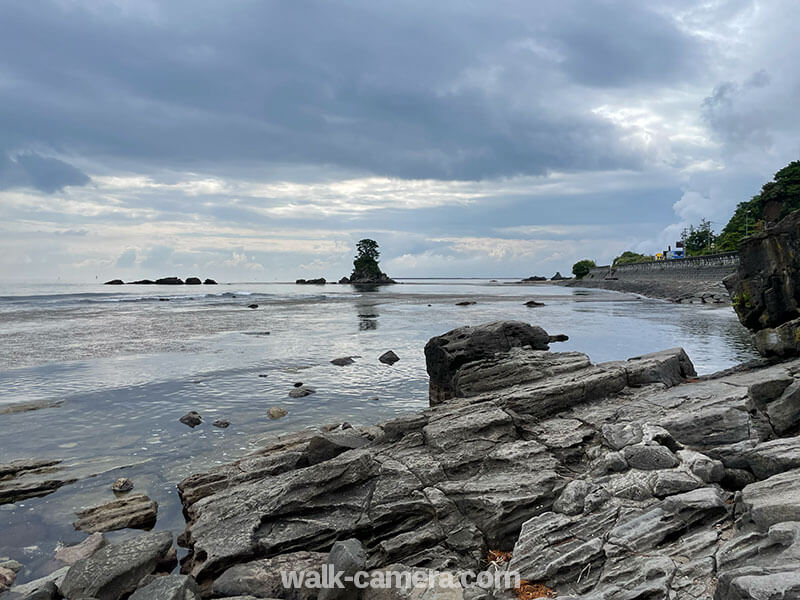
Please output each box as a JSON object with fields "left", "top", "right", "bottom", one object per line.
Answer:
{"left": 613, "top": 251, "right": 654, "bottom": 266}
{"left": 718, "top": 160, "right": 800, "bottom": 251}
{"left": 572, "top": 259, "right": 596, "bottom": 279}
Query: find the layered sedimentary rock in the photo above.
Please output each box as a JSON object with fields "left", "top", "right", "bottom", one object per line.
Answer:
{"left": 726, "top": 209, "right": 800, "bottom": 356}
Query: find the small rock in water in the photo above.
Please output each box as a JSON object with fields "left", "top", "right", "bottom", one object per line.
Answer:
{"left": 55, "top": 532, "right": 106, "bottom": 565}
{"left": 247, "top": 303, "right": 259, "bottom": 309}
{"left": 378, "top": 350, "right": 400, "bottom": 365}
{"left": 341, "top": 422, "right": 352, "bottom": 430}
{"left": 179, "top": 411, "right": 202, "bottom": 428}
{"left": 548, "top": 334, "right": 569, "bottom": 343}
{"left": 258, "top": 373, "right": 268, "bottom": 378}
{"left": 367, "top": 396, "right": 379, "bottom": 401}
{"left": 73, "top": 494, "right": 158, "bottom": 533}
{"left": 268, "top": 407, "right": 288, "bottom": 419}
{"left": 455, "top": 300, "right": 476, "bottom": 306}
{"left": 289, "top": 386, "right": 316, "bottom": 398}
{"left": 293, "top": 381, "right": 304, "bottom": 387}
{"left": 524, "top": 300, "right": 545, "bottom": 307}
{"left": 331, "top": 356, "right": 356, "bottom": 366}
{"left": 112, "top": 478, "right": 134, "bottom": 493}
{"left": 212, "top": 419, "right": 230, "bottom": 428}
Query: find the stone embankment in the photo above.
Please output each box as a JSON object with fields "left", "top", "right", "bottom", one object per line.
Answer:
{"left": 11, "top": 318, "right": 800, "bottom": 599}
{"left": 572, "top": 252, "right": 739, "bottom": 304}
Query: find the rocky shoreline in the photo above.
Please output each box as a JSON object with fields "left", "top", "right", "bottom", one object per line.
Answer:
{"left": 4, "top": 213, "right": 800, "bottom": 599}
{"left": 5, "top": 318, "right": 800, "bottom": 599}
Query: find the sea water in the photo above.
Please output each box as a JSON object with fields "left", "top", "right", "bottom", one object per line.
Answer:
{"left": 0, "top": 280, "right": 757, "bottom": 580}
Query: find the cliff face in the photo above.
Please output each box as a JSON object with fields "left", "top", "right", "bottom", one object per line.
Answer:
{"left": 725, "top": 209, "right": 800, "bottom": 356}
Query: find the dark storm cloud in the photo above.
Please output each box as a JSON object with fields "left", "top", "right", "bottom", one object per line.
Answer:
{"left": 0, "top": 0, "right": 705, "bottom": 181}
{"left": 0, "top": 152, "right": 90, "bottom": 193}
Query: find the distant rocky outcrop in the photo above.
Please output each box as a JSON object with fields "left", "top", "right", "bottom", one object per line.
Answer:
{"left": 348, "top": 271, "right": 395, "bottom": 284}
{"left": 551, "top": 271, "right": 567, "bottom": 280}
{"left": 106, "top": 277, "right": 218, "bottom": 285}
{"left": 726, "top": 209, "right": 800, "bottom": 356}
{"left": 521, "top": 275, "right": 547, "bottom": 282}
{"left": 155, "top": 277, "right": 183, "bottom": 285}
{"left": 296, "top": 278, "right": 327, "bottom": 285}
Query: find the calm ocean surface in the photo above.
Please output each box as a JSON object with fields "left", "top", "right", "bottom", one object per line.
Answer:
{"left": 0, "top": 279, "right": 757, "bottom": 581}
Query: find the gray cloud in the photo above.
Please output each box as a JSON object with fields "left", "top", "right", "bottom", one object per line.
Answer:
{"left": 0, "top": 152, "right": 90, "bottom": 193}
{"left": 0, "top": 0, "right": 707, "bottom": 181}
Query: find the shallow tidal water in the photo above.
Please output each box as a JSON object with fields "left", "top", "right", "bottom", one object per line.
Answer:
{"left": 0, "top": 279, "right": 757, "bottom": 582}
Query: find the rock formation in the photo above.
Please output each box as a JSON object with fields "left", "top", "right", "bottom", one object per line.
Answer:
{"left": 165, "top": 323, "right": 800, "bottom": 599}
{"left": 726, "top": 209, "right": 800, "bottom": 356}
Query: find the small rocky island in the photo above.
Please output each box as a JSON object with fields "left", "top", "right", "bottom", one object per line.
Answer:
{"left": 339, "top": 238, "right": 396, "bottom": 285}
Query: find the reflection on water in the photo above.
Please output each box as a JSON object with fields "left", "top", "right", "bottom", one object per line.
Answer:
{"left": 356, "top": 299, "right": 380, "bottom": 331}
{"left": 0, "top": 280, "right": 758, "bottom": 583}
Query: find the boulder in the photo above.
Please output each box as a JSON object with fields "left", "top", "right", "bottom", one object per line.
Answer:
{"left": 338, "top": 277, "right": 350, "bottom": 284}
{"left": 454, "top": 300, "right": 476, "bottom": 306}
{"left": 296, "top": 278, "right": 327, "bottom": 284}
{"left": 524, "top": 300, "right": 545, "bottom": 307}
{"left": 212, "top": 551, "right": 328, "bottom": 600}
{"left": 185, "top": 277, "right": 202, "bottom": 285}
{"left": 129, "top": 574, "right": 201, "bottom": 600}
{"left": 739, "top": 468, "right": 800, "bottom": 529}
{"left": 179, "top": 411, "right": 202, "bottom": 427}
{"left": 203, "top": 278, "right": 218, "bottom": 285}
{"left": 331, "top": 357, "right": 356, "bottom": 366}
{"left": 424, "top": 321, "right": 551, "bottom": 404}
{"left": 104, "top": 279, "right": 124, "bottom": 285}
{"left": 155, "top": 277, "right": 184, "bottom": 285}
{"left": 60, "top": 531, "right": 173, "bottom": 600}
{"left": 318, "top": 539, "right": 367, "bottom": 600}
{"left": 268, "top": 407, "right": 288, "bottom": 419}
{"left": 726, "top": 209, "right": 800, "bottom": 356}
{"left": 130, "top": 279, "right": 155, "bottom": 284}
{"left": 289, "top": 386, "right": 315, "bottom": 398}
{"left": 111, "top": 478, "right": 133, "bottom": 493}
{"left": 212, "top": 419, "right": 231, "bottom": 428}
{"left": 55, "top": 532, "right": 107, "bottom": 565}
{"left": 0, "top": 566, "right": 16, "bottom": 593}
{"left": 247, "top": 304, "right": 258, "bottom": 309}
{"left": 73, "top": 494, "right": 158, "bottom": 533}
{"left": 378, "top": 351, "right": 399, "bottom": 365}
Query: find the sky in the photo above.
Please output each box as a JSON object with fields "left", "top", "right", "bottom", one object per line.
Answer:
{"left": 1, "top": 0, "right": 798, "bottom": 282}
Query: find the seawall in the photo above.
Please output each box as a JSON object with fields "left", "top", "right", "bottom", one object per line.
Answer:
{"left": 570, "top": 252, "right": 739, "bottom": 303}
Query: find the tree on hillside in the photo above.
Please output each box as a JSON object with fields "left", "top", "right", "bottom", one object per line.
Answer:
{"left": 572, "top": 259, "right": 596, "bottom": 279}
{"left": 613, "top": 251, "right": 653, "bottom": 266}
{"left": 717, "top": 160, "right": 800, "bottom": 251}
{"left": 681, "top": 219, "right": 717, "bottom": 255}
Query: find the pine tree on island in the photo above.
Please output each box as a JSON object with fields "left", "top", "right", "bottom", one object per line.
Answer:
{"left": 340, "top": 239, "right": 396, "bottom": 284}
